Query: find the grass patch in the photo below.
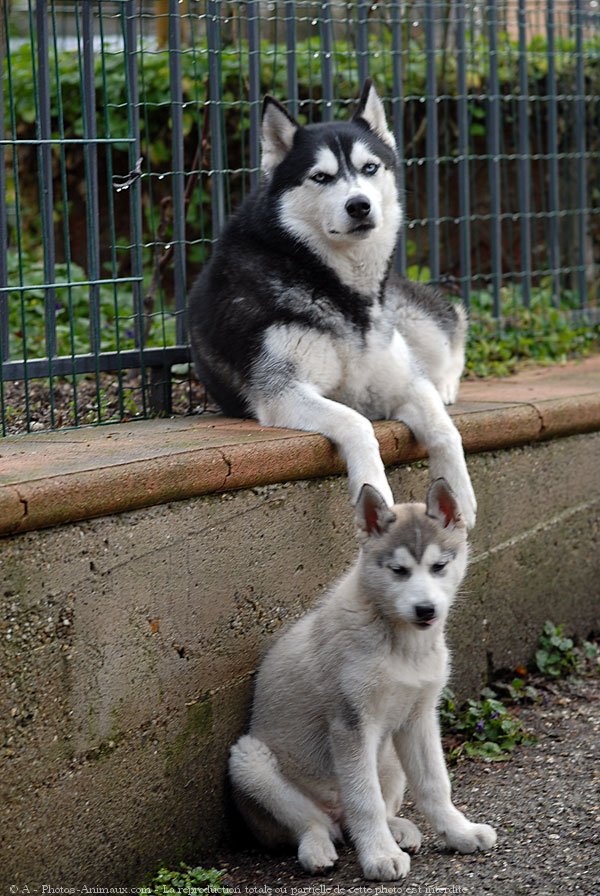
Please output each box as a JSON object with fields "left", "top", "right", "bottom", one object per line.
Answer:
{"left": 5, "top": 247, "right": 176, "bottom": 360}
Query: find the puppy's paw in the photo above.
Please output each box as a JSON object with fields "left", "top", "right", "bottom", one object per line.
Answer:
{"left": 298, "top": 828, "right": 338, "bottom": 874}
{"left": 388, "top": 817, "right": 422, "bottom": 854}
{"left": 445, "top": 822, "right": 497, "bottom": 854}
{"left": 360, "top": 844, "right": 410, "bottom": 881}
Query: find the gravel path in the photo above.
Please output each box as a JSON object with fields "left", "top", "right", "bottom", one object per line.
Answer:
{"left": 210, "top": 675, "right": 599, "bottom": 896}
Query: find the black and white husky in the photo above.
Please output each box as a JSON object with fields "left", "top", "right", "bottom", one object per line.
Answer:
{"left": 188, "top": 81, "right": 475, "bottom": 526}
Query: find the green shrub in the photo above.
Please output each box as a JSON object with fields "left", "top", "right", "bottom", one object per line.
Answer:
{"left": 6, "top": 31, "right": 600, "bottom": 145}
{"left": 4, "top": 28, "right": 600, "bottom": 274}
{"left": 4, "top": 30, "right": 599, "bottom": 364}
{"left": 465, "top": 287, "right": 599, "bottom": 378}
{"left": 5, "top": 247, "right": 175, "bottom": 359}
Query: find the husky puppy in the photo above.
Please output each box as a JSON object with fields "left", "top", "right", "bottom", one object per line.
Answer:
{"left": 188, "top": 81, "right": 475, "bottom": 525}
{"left": 229, "top": 480, "right": 496, "bottom": 881}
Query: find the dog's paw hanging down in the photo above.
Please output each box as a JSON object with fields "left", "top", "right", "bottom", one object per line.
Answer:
{"left": 187, "top": 80, "right": 475, "bottom": 525}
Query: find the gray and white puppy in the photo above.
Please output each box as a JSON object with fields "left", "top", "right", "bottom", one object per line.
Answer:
{"left": 229, "top": 480, "right": 496, "bottom": 881}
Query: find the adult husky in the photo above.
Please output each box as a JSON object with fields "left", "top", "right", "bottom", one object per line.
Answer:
{"left": 229, "top": 481, "right": 496, "bottom": 880}
{"left": 188, "top": 81, "right": 475, "bottom": 525}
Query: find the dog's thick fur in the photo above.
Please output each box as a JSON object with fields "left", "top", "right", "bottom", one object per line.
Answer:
{"left": 229, "top": 481, "right": 496, "bottom": 881}
{"left": 187, "top": 81, "right": 476, "bottom": 526}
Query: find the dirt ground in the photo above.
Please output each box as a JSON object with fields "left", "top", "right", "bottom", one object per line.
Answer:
{"left": 206, "top": 674, "right": 599, "bottom": 896}
{"left": 1, "top": 371, "right": 216, "bottom": 434}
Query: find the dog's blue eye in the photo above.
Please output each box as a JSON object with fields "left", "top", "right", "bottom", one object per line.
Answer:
{"left": 390, "top": 565, "right": 410, "bottom": 578}
{"left": 431, "top": 562, "right": 448, "bottom": 575}
{"left": 310, "top": 172, "right": 333, "bottom": 184}
{"left": 362, "top": 162, "right": 379, "bottom": 176}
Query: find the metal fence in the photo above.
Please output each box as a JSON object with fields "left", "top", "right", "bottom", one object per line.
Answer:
{"left": 1, "top": 0, "right": 599, "bottom": 435}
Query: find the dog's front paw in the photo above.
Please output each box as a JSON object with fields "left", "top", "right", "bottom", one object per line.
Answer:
{"left": 429, "top": 456, "right": 476, "bottom": 530}
{"left": 437, "top": 379, "right": 459, "bottom": 406}
{"left": 388, "top": 817, "right": 422, "bottom": 854}
{"left": 360, "top": 844, "right": 410, "bottom": 881}
{"left": 350, "top": 474, "right": 394, "bottom": 509}
{"left": 298, "top": 827, "right": 338, "bottom": 874}
{"left": 452, "top": 475, "right": 477, "bottom": 530}
{"left": 444, "top": 822, "right": 497, "bottom": 854}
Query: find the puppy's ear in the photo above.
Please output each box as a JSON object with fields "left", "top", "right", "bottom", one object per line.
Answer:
{"left": 356, "top": 484, "right": 396, "bottom": 538}
{"left": 426, "top": 478, "right": 464, "bottom": 529}
{"left": 352, "top": 79, "right": 396, "bottom": 151}
{"left": 261, "top": 97, "right": 298, "bottom": 175}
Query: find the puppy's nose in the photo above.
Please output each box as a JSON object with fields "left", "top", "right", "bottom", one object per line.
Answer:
{"left": 345, "top": 195, "right": 371, "bottom": 220}
{"left": 415, "top": 603, "right": 436, "bottom": 622}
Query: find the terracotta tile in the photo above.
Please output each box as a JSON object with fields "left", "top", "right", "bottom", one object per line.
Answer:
{"left": 1, "top": 359, "right": 599, "bottom": 536}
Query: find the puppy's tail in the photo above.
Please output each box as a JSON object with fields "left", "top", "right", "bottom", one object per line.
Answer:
{"left": 229, "top": 735, "right": 339, "bottom": 842}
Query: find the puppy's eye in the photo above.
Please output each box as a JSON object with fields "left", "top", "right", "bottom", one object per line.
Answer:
{"left": 390, "top": 565, "right": 410, "bottom": 578}
{"left": 362, "top": 162, "right": 379, "bottom": 176}
{"left": 431, "top": 561, "right": 448, "bottom": 575}
{"left": 310, "top": 171, "right": 333, "bottom": 184}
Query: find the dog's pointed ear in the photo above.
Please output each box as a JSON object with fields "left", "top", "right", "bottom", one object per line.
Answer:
{"left": 356, "top": 484, "right": 396, "bottom": 538}
{"left": 353, "top": 79, "right": 396, "bottom": 151}
{"left": 261, "top": 96, "right": 299, "bottom": 175}
{"left": 426, "top": 478, "right": 464, "bottom": 529}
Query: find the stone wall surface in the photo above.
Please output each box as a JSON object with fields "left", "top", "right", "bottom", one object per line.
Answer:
{"left": 1, "top": 432, "right": 599, "bottom": 888}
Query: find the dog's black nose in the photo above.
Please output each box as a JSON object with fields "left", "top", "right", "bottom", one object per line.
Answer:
{"left": 345, "top": 195, "right": 371, "bottom": 220}
{"left": 415, "top": 603, "right": 436, "bottom": 622}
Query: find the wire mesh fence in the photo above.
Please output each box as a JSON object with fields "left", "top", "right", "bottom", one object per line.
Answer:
{"left": 1, "top": 0, "right": 599, "bottom": 435}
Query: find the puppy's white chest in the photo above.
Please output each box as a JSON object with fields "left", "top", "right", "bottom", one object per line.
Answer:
{"left": 375, "top": 687, "right": 420, "bottom": 733}
{"left": 365, "top": 651, "right": 447, "bottom": 733}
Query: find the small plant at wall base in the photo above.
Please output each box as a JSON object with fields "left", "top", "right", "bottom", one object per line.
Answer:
{"left": 440, "top": 688, "right": 534, "bottom": 762}
{"left": 488, "top": 626, "right": 599, "bottom": 706}
{"left": 580, "top": 639, "right": 600, "bottom": 672}
{"left": 491, "top": 673, "right": 541, "bottom": 706}
{"left": 535, "top": 621, "right": 579, "bottom": 679}
{"left": 145, "top": 863, "right": 230, "bottom": 895}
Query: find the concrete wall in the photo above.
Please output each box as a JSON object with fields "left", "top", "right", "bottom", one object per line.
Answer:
{"left": 1, "top": 432, "right": 599, "bottom": 888}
